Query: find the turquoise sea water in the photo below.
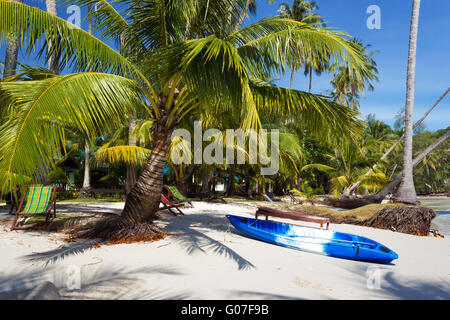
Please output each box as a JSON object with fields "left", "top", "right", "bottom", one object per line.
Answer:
{"left": 419, "top": 197, "right": 450, "bottom": 236}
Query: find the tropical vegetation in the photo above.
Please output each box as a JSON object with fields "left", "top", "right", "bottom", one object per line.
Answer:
{"left": 0, "top": 0, "right": 448, "bottom": 239}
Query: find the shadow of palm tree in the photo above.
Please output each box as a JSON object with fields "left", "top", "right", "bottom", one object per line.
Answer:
{"left": 380, "top": 271, "right": 450, "bottom": 299}
{"left": 159, "top": 213, "right": 256, "bottom": 271}
{"left": 0, "top": 263, "right": 194, "bottom": 300}
{"left": 15, "top": 206, "right": 255, "bottom": 271}
{"left": 340, "top": 262, "right": 450, "bottom": 299}
{"left": 18, "top": 239, "right": 101, "bottom": 266}
{"left": 226, "top": 290, "right": 304, "bottom": 300}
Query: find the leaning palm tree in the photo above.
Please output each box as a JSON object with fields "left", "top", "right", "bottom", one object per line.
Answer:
{"left": 0, "top": 0, "right": 369, "bottom": 239}
{"left": 395, "top": 0, "right": 421, "bottom": 204}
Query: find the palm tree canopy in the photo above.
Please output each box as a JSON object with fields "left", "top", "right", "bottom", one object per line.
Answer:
{"left": 0, "top": 0, "right": 371, "bottom": 195}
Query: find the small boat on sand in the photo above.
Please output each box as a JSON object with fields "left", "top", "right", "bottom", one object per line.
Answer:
{"left": 226, "top": 215, "right": 398, "bottom": 264}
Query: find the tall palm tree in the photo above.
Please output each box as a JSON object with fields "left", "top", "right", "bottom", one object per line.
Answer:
{"left": 396, "top": 0, "right": 421, "bottom": 204}
{"left": 0, "top": 0, "right": 369, "bottom": 237}
{"left": 2, "top": 0, "right": 23, "bottom": 79}
{"left": 78, "top": 3, "right": 95, "bottom": 198}
{"left": 45, "top": 0, "right": 59, "bottom": 74}
{"left": 278, "top": 0, "right": 323, "bottom": 90}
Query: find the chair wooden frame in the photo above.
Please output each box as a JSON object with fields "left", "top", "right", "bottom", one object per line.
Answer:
{"left": 158, "top": 194, "right": 185, "bottom": 216}
{"left": 164, "top": 185, "right": 193, "bottom": 207}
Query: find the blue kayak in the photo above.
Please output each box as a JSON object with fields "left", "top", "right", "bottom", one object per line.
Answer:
{"left": 226, "top": 215, "right": 398, "bottom": 264}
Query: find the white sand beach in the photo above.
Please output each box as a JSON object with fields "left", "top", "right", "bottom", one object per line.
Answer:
{"left": 0, "top": 201, "right": 449, "bottom": 300}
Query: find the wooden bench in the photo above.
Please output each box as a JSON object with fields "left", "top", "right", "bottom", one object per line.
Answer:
{"left": 255, "top": 206, "right": 330, "bottom": 230}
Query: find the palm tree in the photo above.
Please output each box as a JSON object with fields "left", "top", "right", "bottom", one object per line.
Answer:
{"left": 45, "top": 0, "right": 59, "bottom": 74}
{"left": 0, "top": 0, "right": 369, "bottom": 238}
{"left": 369, "top": 128, "right": 450, "bottom": 202}
{"left": 2, "top": 0, "right": 23, "bottom": 79}
{"left": 234, "top": 0, "right": 275, "bottom": 32}
{"left": 395, "top": 0, "right": 421, "bottom": 204}
{"left": 347, "top": 88, "right": 449, "bottom": 194}
{"left": 278, "top": 0, "right": 323, "bottom": 90}
{"left": 330, "top": 39, "right": 378, "bottom": 110}
{"left": 78, "top": 3, "right": 95, "bottom": 198}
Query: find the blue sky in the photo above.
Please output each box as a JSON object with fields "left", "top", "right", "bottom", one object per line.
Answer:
{"left": 1, "top": 0, "right": 449, "bottom": 130}
{"left": 249, "top": 0, "right": 450, "bottom": 131}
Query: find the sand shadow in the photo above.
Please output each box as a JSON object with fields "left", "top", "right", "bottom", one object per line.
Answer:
{"left": 0, "top": 263, "right": 195, "bottom": 300}
{"left": 16, "top": 210, "right": 255, "bottom": 271}
{"left": 340, "top": 263, "right": 450, "bottom": 299}
{"left": 158, "top": 212, "right": 256, "bottom": 271}
{"left": 18, "top": 239, "right": 101, "bottom": 266}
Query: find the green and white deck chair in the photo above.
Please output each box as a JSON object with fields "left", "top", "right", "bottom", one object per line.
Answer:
{"left": 10, "top": 185, "right": 57, "bottom": 230}
{"left": 164, "top": 185, "right": 193, "bottom": 207}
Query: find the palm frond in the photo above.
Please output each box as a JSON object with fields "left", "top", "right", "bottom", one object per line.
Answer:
{"left": 0, "top": 1, "right": 145, "bottom": 80}
{"left": 0, "top": 72, "right": 143, "bottom": 194}
{"left": 93, "top": 145, "right": 151, "bottom": 166}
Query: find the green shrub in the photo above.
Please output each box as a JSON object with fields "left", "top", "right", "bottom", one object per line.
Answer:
{"left": 56, "top": 190, "right": 79, "bottom": 200}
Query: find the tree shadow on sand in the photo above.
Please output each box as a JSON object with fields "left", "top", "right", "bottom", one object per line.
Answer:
{"left": 0, "top": 264, "right": 196, "bottom": 300}
{"left": 16, "top": 210, "right": 255, "bottom": 271}
{"left": 18, "top": 239, "right": 102, "bottom": 266}
{"left": 158, "top": 211, "right": 256, "bottom": 271}
{"left": 342, "top": 263, "right": 450, "bottom": 299}
{"left": 380, "top": 272, "right": 450, "bottom": 299}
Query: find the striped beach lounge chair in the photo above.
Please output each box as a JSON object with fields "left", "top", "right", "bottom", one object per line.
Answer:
{"left": 263, "top": 194, "right": 274, "bottom": 202}
{"left": 164, "top": 185, "right": 193, "bottom": 207}
{"left": 10, "top": 185, "right": 56, "bottom": 231}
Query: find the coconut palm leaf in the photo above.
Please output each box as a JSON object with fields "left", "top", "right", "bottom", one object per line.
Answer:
{"left": 231, "top": 17, "right": 368, "bottom": 76}
{"left": 0, "top": 72, "right": 143, "bottom": 193}
{"left": 0, "top": 1, "right": 144, "bottom": 80}
{"left": 301, "top": 163, "right": 335, "bottom": 173}
{"left": 77, "top": 0, "right": 130, "bottom": 43}
{"left": 93, "top": 145, "right": 152, "bottom": 166}
{"left": 249, "top": 79, "right": 364, "bottom": 139}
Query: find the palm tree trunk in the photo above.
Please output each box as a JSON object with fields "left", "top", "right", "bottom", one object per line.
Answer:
{"left": 121, "top": 128, "right": 172, "bottom": 223}
{"left": 176, "top": 164, "right": 194, "bottom": 195}
{"left": 234, "top": 0, "right": 252, "bottom": 32}
{"left": 3, "top": 36, "right": 19, "bottom": 79}
{"left": 308, "top": 66, "right": 312, "bottom": 93}
{"left": 350, "top": 82, "right": 356, "bottom": 110}
{"left": 2, "top": 0, "right": 23, "bottom": 79}
{"left": 46, "top": 0, "right": 59, "bottom": 74}
{"left": 78, "top": 7, "right": 94, "bottom": 199}
{"left": 78, "top": 141, "right": 93, "bottom": 198}
{"left": 125, "top": 115, "right": 137, "bottom": 197}
{"left": 347, "top": 87, "right": 449, "bottom": 194}
{"left": 201, "top": 168, "right": 209, "bottom": 195}
{"left": 226, "top": 164, "right": 237, "bottom": 196}
{"left": 369, "top": 129, "right": 449, "bottom": 203}
{"left": 396, "top": 0, "right": 421, "bottom": 204}
{"left": 290, "top": 66, "right": 295, "bottom": 90}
